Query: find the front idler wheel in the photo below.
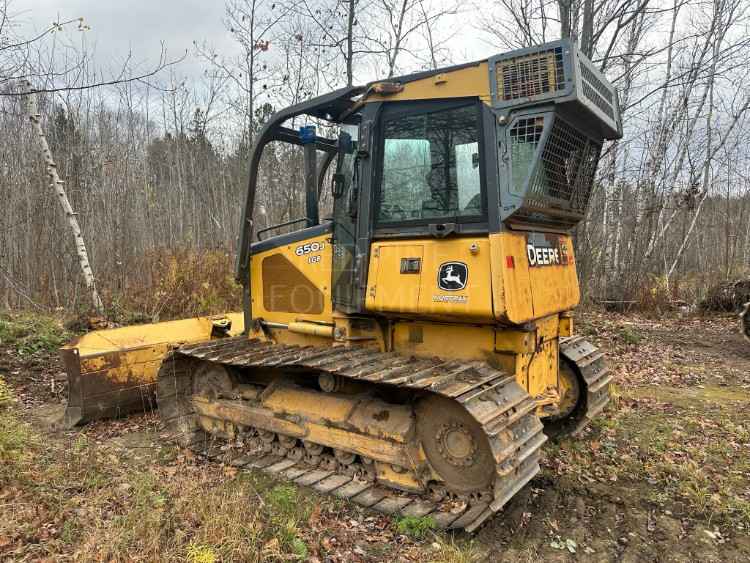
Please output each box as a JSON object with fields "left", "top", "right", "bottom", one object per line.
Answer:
{"left": 416, "top": 394, "right": 495, "bottom": 494}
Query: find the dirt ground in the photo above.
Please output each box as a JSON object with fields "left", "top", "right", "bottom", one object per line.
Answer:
{"left": 1, "top": 311, "right": 749, "bottom": 562}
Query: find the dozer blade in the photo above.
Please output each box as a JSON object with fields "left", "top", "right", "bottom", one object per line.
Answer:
{"left": 60, "top": 313, "right": 244, "bottom": 428}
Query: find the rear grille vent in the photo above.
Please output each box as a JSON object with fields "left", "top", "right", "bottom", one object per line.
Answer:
{"left": 496, "top": 47, "right": 565, "bottom": 101}
{"left": 578, "top": 60, "right": 615, "bottom": 120}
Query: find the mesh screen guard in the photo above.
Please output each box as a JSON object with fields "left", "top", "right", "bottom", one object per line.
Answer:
{"left": 489, "top": 39, "right": 622, "bottom": 142}
{"left": 504, "top": 113, "right": 602, "bottom": 230}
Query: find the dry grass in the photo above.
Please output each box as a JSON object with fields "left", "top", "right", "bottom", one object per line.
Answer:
{"left": 102, "top": 247, "right": 242, "bottom": 323}
{"left": 0, "top": 406, "right": 320, "bottom": 562}
{"left": 548, "top": 394, "right": 750, "bottom": 532}
{"left": 552, "top": 312, "right": 750, "bottom": 533}
{"left": 0, "top": 390, "right": 478, "bottom": 562}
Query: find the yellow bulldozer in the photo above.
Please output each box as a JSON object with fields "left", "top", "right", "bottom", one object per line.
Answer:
{"left": 61, "top": 39, "right": 620, "bottom": 531}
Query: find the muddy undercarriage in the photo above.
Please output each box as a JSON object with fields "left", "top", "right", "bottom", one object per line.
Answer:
{"left": 155, "top": 336, "right": 609, "bottom": 532}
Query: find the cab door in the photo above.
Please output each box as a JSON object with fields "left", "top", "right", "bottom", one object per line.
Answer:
{"left": 331, "top": 130, "right": 360, "bottom": 313}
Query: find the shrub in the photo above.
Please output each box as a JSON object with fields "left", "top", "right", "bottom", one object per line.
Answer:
{"left": 0, "top": 313, "right": 71, "bottom": 354}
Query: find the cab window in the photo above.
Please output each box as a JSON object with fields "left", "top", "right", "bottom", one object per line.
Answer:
{"left": 377, "top": 103, "right": 483, "bottom": 225}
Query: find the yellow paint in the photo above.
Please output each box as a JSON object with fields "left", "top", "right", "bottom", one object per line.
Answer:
{"left": 252, "top": 326, "right": 334, "bottom": 348}
{"left": 196, "top": 395, "right": 412, "bottom": 465}
{"left": 383, "top": 317, "right": 564, "bottom": 402}
{"left": 494, "top": 329, "right": 535, "bottom": 354}
{"left": 67, "top": 313, "right": 245, "bottom": 358}
{"left": 366, "top": 62, "right": 491, "bottom": 103}
{"left": 263, "top": 386, "right": 357, "bottom": 424}
{"left": 263, "top": 384, "right": 414, "bottom": 445}
{"left": 346, "top": 398, "right": 414, "bottom": 443}
{"left": 525, "top": 338, "right": 558, "bottom": 398}
{"left": 393, "top": 322, "right": 496, "bottom": 361}
{"left": 366, "top": 237, "right": 494, "bottom": 321}
{"left": 249, "top": 231, "right": 334, "bottom": 325}
{"left": 490, "top": 233, "right": 533, "bottom": 323}
{"left": 304, "top": 425, "right": 408, "bottom": 465}
{"left": 331, "top": 314, "right": 387, "bottom": 350}
{"left": 80, "top": 345, "right": 163, "bottom": 374}
{"left": 193, "top": 396, "right": 306, "bottom": 438}
{"left": 535, "top": 315, "right": 560, "bottom": 341}
{"left": 367, "top": 244, "right": 423, "bottom": 312}
{"left": 528, "top": 236, "right": 580, "bottom": 317}
{"left": 81, "top": 348, "right": 167, "bottom": 385}
{"left": 557, "top": 361, "right": 579, "bottom": 416}
{"left": 204, "top": 383, "right": 424, "bottom": 483}
{"left": 375, "top": 462, "right": 423, "bottom": 492}
{"left": 559, "top": 313, "right": 573, "bottom": 337}
{"left": 288, "top": 321, "right": 334, "bottom": 338}
{"left": 490, "top": 232, "right": 579, "bottom": 324}
{"left": 66, "top": 313, "right": 244, "bottom": 384}
{"left": 494, "top": 316, "right": 560, "bottom": 396}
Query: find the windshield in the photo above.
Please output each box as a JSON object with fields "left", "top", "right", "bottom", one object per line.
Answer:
{"left": 377, "top": 104, "right": 482, "bottom": 224}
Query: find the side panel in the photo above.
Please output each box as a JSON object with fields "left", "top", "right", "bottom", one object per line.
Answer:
{"left": 368, "top": 244, "right": 423, "bottom": 311}
{"left": 491, "top": 231, "right": 580, "bottom": 324}
{"left": 392, "top": 322, "right": 496, "bottom": 361}
{"left": 528, "top": 234, "right": 580, "bottom": 315}
{"left": 249, "top": 231, "right": 334, "bottom": 325}
{"left": 389, "top": 318, "right": 562, "bottom": 403}
{"left": 490, "top": 232, "right": 534, "bottom": 323}
{"left": 525, "top": 315, "right": 560, "bottom": 398}
{"left": 365, "top": 237, "right": 494, "bottom": 321}
{"left": 366, "top": 62, "right": 492, "bottom": 103}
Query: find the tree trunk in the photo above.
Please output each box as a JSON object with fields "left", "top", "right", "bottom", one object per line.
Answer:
{"left": 20, "top": 82, "right": 105, "bottom": 315}
{"left": 580, "top": 0, "right": 595, "bottom": 56}
{"left": 347, "top": 0, "right": 355, "bottom": 86}
{"left": 558, "top": 0, "right": 571, "bottom": 39}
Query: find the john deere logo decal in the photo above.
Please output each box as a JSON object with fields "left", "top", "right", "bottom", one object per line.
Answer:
{"left": 526, "top": 233, "right": 570, "bottom": 267}
{"left": 438, "top": 262, "right": 468, "bottom": 291}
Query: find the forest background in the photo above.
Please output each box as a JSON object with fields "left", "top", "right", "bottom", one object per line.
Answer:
{"left": 2, "top": 0, "right": 750, "bottom": 319}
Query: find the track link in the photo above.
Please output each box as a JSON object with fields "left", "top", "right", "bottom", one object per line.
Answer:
{"left": 559, "top": 336, "right": 612, "bottom": 433}
{"left": 157, "top": 337, "right": 548, "bottom": 532}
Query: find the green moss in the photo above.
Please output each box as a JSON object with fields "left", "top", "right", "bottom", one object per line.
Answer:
{"left": 266, "top": 483, "right": 298, "bottom": 514}
{"left": 395, "top": 514, "right": 437, "bottom": 539}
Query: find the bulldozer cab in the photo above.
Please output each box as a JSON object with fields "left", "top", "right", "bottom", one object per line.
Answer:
{"left": 236, "top": 39, "right": 622, "bottom": 330}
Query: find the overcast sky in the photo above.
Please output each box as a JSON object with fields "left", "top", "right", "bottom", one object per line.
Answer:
{"left": 18, "top": 0, "right": 239, "bottom": 81}
{"left": 17, "top": 0, "right": 489, "bottom": 86}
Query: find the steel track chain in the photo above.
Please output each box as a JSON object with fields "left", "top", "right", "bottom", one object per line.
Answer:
{"left": 560, "top": 335, "right": 612, "bottom": 434}
{"left": 157, "top": 337, "right": 548, "bottom": 532}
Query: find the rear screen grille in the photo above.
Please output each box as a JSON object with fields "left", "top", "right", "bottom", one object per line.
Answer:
{"left": 509, "top": 117, "right": 544, "bottom": 195}
{"left": 527, "top": 118, "right": 602, "bottom": 213}
{"left": 496, "top": 47, "right": 565, "bottom": 101}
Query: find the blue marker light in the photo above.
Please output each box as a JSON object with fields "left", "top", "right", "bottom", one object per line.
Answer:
{"left": 299, "top": 125, "right": 316, "bottom": 144}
